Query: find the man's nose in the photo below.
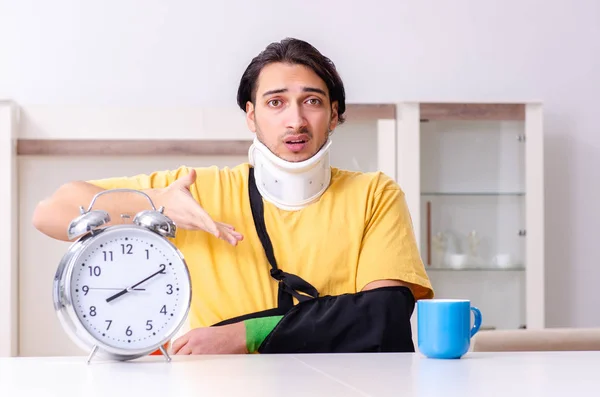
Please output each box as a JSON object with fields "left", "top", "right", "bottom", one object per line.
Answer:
{"left": 285, "top": 105, "right": 307, "bottom": 130}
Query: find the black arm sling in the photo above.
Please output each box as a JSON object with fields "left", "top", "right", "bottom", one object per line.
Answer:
{"left": 214, "top": 167, "right": 416, "bottom": 353}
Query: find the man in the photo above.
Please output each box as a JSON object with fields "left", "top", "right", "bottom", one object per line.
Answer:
{"left": 33, "top": 37, "right": 433, "bottom": 355}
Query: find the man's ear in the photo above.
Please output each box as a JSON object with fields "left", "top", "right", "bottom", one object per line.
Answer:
{"left": 246, "top": 101, "right": 257, "bottom": 133}
{"left": 329, "top": 101, "right": 339, "bottom": 132}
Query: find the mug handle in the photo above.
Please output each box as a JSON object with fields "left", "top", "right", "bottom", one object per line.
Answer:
{"left": 470, "top": 307, "right": 482, "bottom": 338}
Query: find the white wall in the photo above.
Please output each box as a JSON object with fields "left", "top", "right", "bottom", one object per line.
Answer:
{"left": 2, "top": 0, "right": 600, "bottom": 330}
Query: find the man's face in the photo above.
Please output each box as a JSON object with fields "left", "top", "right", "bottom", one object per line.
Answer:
{"left": 245, "top": 62, "right": 338, "bottom": 162}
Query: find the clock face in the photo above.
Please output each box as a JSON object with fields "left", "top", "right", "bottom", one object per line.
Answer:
{"left": 67, "top": 226, "right": 191, "bottom": 352}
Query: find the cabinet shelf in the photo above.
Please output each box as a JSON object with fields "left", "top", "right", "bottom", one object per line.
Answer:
{"left": 426, "top": 266, "right": 525, "bottom": 271}
{"left": 421, "top": 192, "right": 525, "bottom": 197}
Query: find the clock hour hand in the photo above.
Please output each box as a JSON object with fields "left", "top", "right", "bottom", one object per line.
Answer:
{"left": 106, "top": 266, "right": 166, "bottom": 303}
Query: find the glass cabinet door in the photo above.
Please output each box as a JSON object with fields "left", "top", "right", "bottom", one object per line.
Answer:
{"left": 419, "top": 116, "right": 527, "bottom": 330}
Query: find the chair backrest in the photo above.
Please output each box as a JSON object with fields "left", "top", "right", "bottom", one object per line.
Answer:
{"left": 472, "top": 328, "right": 600, "bottom": 352}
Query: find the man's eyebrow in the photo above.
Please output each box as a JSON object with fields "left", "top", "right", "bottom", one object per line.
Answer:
{"left": 262, "top": 88, "right": 287, "bottom": 97}
{"left": 261, "top": 87, "right": 328, "bottom": 97}
{"left": 302, "top": 87, "right": 327, "bottom": 96}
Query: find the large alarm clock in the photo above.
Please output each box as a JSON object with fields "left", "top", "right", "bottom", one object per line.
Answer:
{"left": 53, "top": 188, "right": 192, "bottom": 363}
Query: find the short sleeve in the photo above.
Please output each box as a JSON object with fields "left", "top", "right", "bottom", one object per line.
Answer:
{"left": 356, "top": 184, "right": 434, "bottom": 300}
{"left": 87, "top": 166, "right": 191, "bottom": 190}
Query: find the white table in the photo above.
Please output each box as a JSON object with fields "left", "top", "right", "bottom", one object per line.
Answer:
{"left": 1, "top": 351, "right": 599, "bottom": 396}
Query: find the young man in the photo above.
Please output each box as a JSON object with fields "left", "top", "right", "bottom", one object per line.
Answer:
{"left": 33, "top": 37, "right": 433, "bottom": 355}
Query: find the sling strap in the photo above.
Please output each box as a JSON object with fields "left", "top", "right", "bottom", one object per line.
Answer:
{"left": 248, "top": 167, "right": 319, "bottom": 311}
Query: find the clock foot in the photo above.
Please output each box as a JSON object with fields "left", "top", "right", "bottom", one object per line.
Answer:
{"left": 87, "top": 345, "right": 99, "bottom": 364}
{"left": 159, "top": 345, "right": 171, "bottom": 362}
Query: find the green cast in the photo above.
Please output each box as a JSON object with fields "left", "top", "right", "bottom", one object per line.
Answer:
{"left": 244, "top": 315, "right": 283, "bottom": 353}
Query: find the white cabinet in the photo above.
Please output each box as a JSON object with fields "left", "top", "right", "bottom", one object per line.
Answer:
{"left": 395, "top": 102, "right": 545, "bottom": 330}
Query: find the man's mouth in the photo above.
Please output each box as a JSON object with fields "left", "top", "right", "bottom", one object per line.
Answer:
{"left": 284, "top": 135, "right": 309, "bottom": 153}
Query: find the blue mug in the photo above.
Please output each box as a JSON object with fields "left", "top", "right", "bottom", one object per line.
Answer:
{"left": 417, "top": 299, "right": 482, "bottom": 359}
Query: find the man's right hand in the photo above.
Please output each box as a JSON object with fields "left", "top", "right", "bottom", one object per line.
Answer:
{"left": 147, "top": 169, "right": 243, "bottom": 246}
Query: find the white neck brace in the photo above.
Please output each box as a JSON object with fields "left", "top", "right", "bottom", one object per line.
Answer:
{"left": 248, "top": 137, "right": 332, "bottom": 211}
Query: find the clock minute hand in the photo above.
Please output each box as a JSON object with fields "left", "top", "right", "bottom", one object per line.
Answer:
{"left": 106, "top": 267, "right": 165, "bottom": 303}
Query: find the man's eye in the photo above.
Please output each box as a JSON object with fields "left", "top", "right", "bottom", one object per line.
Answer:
{"left": 268, "top": 99, "right": 282, "bottom": 107}
{"left": 306, "top": 98, "right": 321, "bottom": 105}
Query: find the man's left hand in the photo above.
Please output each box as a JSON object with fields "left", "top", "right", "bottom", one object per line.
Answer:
{"left": 170, "top": 322, "right": 248, "bottom": 355}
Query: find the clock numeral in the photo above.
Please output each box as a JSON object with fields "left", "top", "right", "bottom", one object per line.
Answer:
{"left": 146, "top": 320, "right": 153, "bottom": 330}
{"left": 82, "top": 285, "right": 89, "bottom": 295}
{"left": 160, "top": 305, "right": 167, "bottom": 315}
{"left": 89, "top": 306, "right": 97, "bottom": 317}
{"left": 105, "top": 320, "right": 112, "bottom": 330}
{"left": 166, "top": 284, "right": 173, "bottom": 295}
{"left": 121, "top": 244, "right": 133, "bottom": 255}
{"left": 126, "top": 326, "right": 133, "bottom": 336}
{"left": 88, "top": 266, "right": 101, "bottom": 277}
{"left": 145, "top": 249, "right": 150, "bottom": 260}
{"left": 102, "top": 251, "right": 113, "bottom": 262}
{"left": 159, "top": 264, "right": 166, "bottom": 274}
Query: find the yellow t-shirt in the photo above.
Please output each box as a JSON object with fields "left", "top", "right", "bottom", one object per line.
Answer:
{"left": 88, "top": 163, "right": 433, "bottom": 329}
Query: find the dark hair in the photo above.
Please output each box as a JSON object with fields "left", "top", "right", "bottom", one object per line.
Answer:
{"left": 237, "top": 37, "right": 346, "bottom": 124}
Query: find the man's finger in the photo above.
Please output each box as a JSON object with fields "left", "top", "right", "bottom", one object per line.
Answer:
{"left": 217, "top": 222, "right": 235, "bottom": 230}
{"left": 171, "top": 333, "right": 189, "bottom": 354}
{"left": 230, "top": 230, "right": 243, "bottom": 239}
{"left": 219, "top": 224, "right": 243, "bottom": 239}
{"left": 175, "top": 344, "right": 192, "bottom": 355}
{"left": 223, "top": 230, "right": 242, "bottom": 246}
{"left": 173, "top": 169, "right": 197, "bottom": 189}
